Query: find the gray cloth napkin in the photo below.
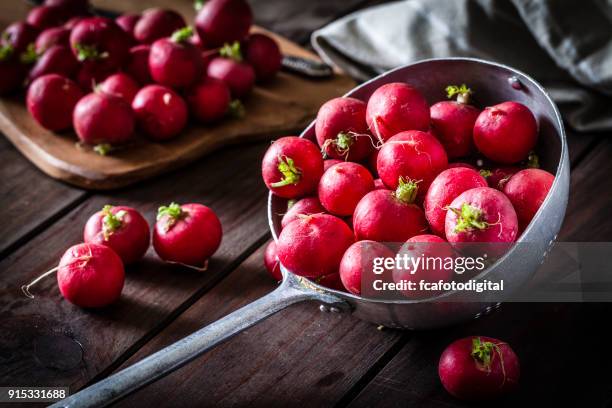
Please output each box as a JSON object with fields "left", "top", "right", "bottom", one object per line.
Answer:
{"left": 312, "top": 0, "right": 612, "bottom": 133}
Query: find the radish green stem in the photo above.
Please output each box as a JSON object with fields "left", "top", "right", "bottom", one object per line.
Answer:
{"left": 449, "top": 203, "right": 488, "bottom": 232}
{"left": 446, "top": 84, "right": 472, "bottom": 105}
{"left": 74, "top": 43, "right": 108, "bottom": 61}
{"left": 228, "top": 99, "right": 245, "bottom": 118}
{"left": 219, "top": 41, "right": 243, "bottom": 62}
{"left": 21, "top": 266, "right": 59, "bottom": 299}
{"left": 101, "top": 205, "right": 126, "bottom": 240}
{"left": 194, "top": 0, "right": 206, "bottom": 11}
{"left": 527, "top": 151, "right": 540, "bottom": 168}
{"left": 20, "top": 44, "right": 38, "bottom": 64}
{"left": 158, "top": 202, "right": 184, "bottom": 231}
{"left": 0, "top": 44, "right": 13, "bottom": 61}
{"left": 479, "top": 169, "right": 492, "bottom": 178}
{"left": 171, "top": 26, "right": 194, "bottom": 43}
{"left": 394, "top": 177, "right": 419, "bottom": 204}
{"left": 271, "top": 156, "right": 301, "bottom": 187}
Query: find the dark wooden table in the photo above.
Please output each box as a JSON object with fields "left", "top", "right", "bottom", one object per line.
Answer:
{"left": 2, "top": 1, "right": 612, "bottom": 407}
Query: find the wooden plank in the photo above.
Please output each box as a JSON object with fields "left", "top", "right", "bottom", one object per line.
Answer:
{"left": 113, "top": 242, "right": 403, "bottom": 407}
{"left": 345, "top": 138, "right": 612, "bottom": 407}
{"left": 0, "top": 137, "right": 86, "bottom": 257}
{"left": 0, "top": 142, "right": 270, "bottom": 390}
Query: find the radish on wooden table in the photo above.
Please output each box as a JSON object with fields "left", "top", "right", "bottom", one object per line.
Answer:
{"left": 263, "top": 240, "right": 282, "bottom": 281}
{"left": 318, "top": 162, "right": 374, "bottom": 216}
{"left": 474, "top": 101, "right": 537, "bottom": 164}
{"left": 315, "top": 97, "right": 374, "bottom": 161}
{"left": 1, "top": 21, "right": 39, "bottom": 54}
{"left": 27, "top": 5, "right": 68, "bottom": 30}
{"left": 34, "top": 26, "right": 70, "bottom": 53}
{"left": 503, "top": 168, "right": 554, "bottom": 231}
{"left": 262, "top": 136, "right": 324, "bottom": 199}
{"left": 98, "top": 73, "right": 140, "bottom": 104}
{"left": 132, "top": 84, "right": 188, "bottom": 142}
{"left": 195, "top": 0, "right": 253, "bottom": 48}
{"left": 424, "top": 167, "right": 487, "bottom": 237}
{"left": 430, "top": 84, "right": 480, "bottom": 159}
{"left": 353, "top": 178, "right": 428, "bottom": 242}
{"left": 243, "top": 33, "right": 282, "bottom": 82}
{"left": 22, "top": 243, "right": 125, "bottom": 308}
{"left": 445, "top": 187, "right": 518, "bottom": 243}
{"left": 126, "top": 45, "right": 152, "bottom": 85}
{"left": 365, "top": 82, "right": 430, "bottom": 143}
{"left": 70, "top": 17, "right": 130, "bottom": 72}
{"left": 281, "top": 197, "right": 326, "bottom": 229}
{"left": 186, "top": 78, "right": 231, "bottom": 123}
{"left": 153, "top": 202, "right": 223, "bottom": 269}
{"left": 393, "top": 234, "right": 455, "bottom": 298}
{"left": 207, "top": 42, "right": 255, "bottom": 99}
{"left": 277, "top": 213, "right": 353, "bottom": 278}
{"left": 439, "top": 336, "right": 520, "bottom": 400}
{"left": 339, "top": 240, "right": 394, "bottom": 295}
{"left": 73, "top": 89, "right": 135, "bottom": 151}
{"left": 377, "top": 130, "right": 448, "bottom": 195}
{"left": 149, "top": 26, "right": 203, "bottom": 89}
{"left": 27, "top": 73, "right": 83, "bottom": 131}
{"left": 134, "top": 8, "right": 185, "bottom": 44}
{"left": 84, "top": 205, "right": 150, "bottom": 264}
{"left": 26, "top": 45, "right": 79, "bottom": 82}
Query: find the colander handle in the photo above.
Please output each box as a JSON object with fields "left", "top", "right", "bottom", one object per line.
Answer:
{"left": 50, "top": 271, "right": 346, "bottom": 408}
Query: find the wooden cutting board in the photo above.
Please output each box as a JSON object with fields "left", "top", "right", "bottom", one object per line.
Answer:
{"left": 0, "top": 19, "right": 354, "bottom": 189}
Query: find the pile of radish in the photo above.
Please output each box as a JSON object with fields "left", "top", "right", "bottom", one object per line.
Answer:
{"left": 1, "top": 0, "right": 282, "bottom": 153}
{"left": 23, "top": 202, "right": 222, "bottom": 308}
{"left": 262, "top": 82, "right": 555, "bottom": 293}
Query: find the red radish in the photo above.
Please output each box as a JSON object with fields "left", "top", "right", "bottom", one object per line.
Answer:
{"left": 424, "top": 168, "right": 488, "bottom": 237}
{"left": 314, "top": 272, "right": 343, "bottom": 291}
{"left": 153, "top": 202, "right": 222, "bottom": 267}
{"left": 430, "top": 85, "right": 480, "bottom": 159}
{"left": 445, "top": 187, "right": 518, "bottom": 243}
{"left": 70, "top": 17, "right": 130, "bottom": 72}
{"left": 339, "top": 240, "right": 394, "bottom": 295}
{"left": 261, "top": 136, "right": 324, "bottom": 199}
{"left": 34, "top": 26, "right": 70, "bottom": 53}
{"left": 243, "top": 33, "right": 282, "bottom": 82}
{"left": 0, "top": 56, "right": 25, "bottom": 95}
{"left": 132, "top": 84, "right": 188, "bottom": 141}
{"left": 315, "top": 97, "right": 374, "bottom": 161}
{"left": 44, "top": 0, "right": 90, "bottom": 15}
{"left": 263, "top": 240, "right": 282, "bottom": 281}
{"left": 353, "top": 178, "right": 428, "bottom": 242}
{"left": 2, "top": 22, "right": 39, "bottom": 54}
{"left": 75, "top": 63, "right": 112, "bottom": 91}
{"left": 54, "top": 243, "right": 124, "bottom": 308}
{"left": 323, "top": 159, "right": 343, "bottom": 172}
{"left": 366, "top": 82, "right": 430, "bottom": 142}
{"left": 503, "top": 168, "right": 554, "bottom": 230}
{"left": 27, "top": 45, "right": 79, "bottom": 82}
{"left": 64, "top": 16, "right": 84, "bottom": 30}
{"left": 207, "top": 48, "right": 255, "bottom": 99}
{"left": 115, "top": 14, "right": 140, "bottom": 41}
{"left": 481, "top": 166, "right": 520, "bottom": 191}
{"left": 186, "top": 78, "right": 231, "bottom": 123}
{"left": 448, "top": 162, "right": 477, "bottom": 170}
{"left": 134, "top": 8, "right": 186, "bottom": 44}
{"left": 439, "top": 336, "right": 520, "bottom": 400}
{"left": 281, "top": 197, "right": 325, "bottom": 229}
{"left": 195, "top": 0, "right": 253, "bottom": 48}
{"left": 393, "top": 234, "right": 455, "bottom": 298}
{"left": 27, "top": 74, "right": 83, "bottom": 131}
{"left": 277, "top": 213, "right": 353, "bottom": 278}
{"left": 99, "top": 73, "right": 140, "bottom": 104}
{"left": 84, "top": 205, "right": 150, "bottom": 264}
{"left": 149, "top": 26, "right": 203, "bottom": 89}
{"left": 373, "top": 178, "right": 386, "bottom": 190}
{"left": 377, "top": 130, "right": 448, "bottom": 195}
{"left": 126, "top": 45, "right": 152, "bottom": 85}
{"left": 27, "top": 6, "right": 68, "bottom": 30}
{"left": 318, "top": 162, "right": 374, "bottom": 216}
{"left": 73, "top": 91, "right": 135, "bottom": 146}
{"left": 474, "top": 101, "right": 537, "bottom": 164}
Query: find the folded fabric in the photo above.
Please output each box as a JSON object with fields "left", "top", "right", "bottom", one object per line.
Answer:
{"left": 312, "top": 0, "right": 612, "bottom": 133}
